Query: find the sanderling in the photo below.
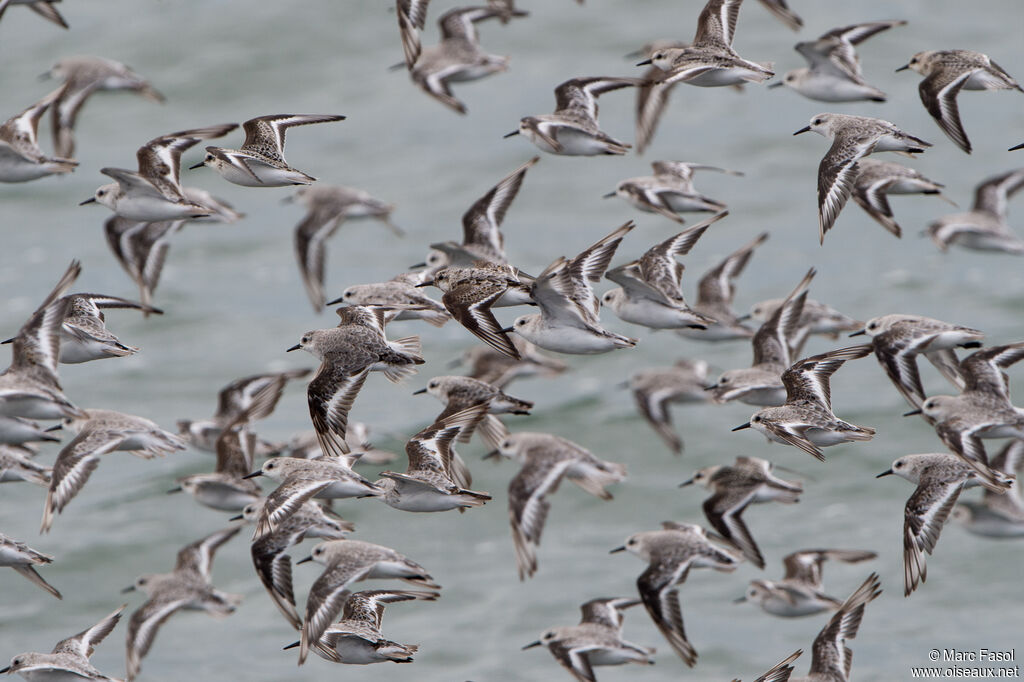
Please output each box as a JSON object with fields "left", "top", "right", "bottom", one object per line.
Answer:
{"left": 0, "top": 604, "right": 125, "bottom": 679}
{"left": 45, "top": 55, "right": 164, "bottom": 158}
{"left": 455, "top": 337, "right": 567, "bottom": 388}
{"left": 676, "top": 231, "right": 768, "bottom": 342}
{"left": 876, "top": 452, "right": 975, "bottom": 595}
{"left": 522, "top": 597, "right": 655, "bottom": 681}
{"left": 736, "top": 548, "right": 877, "bottom": 617}
{"left": 57, "top": 293, "right": 160, "bottom": 364}
{"left": 710, "top": 268, "right": 815, "bottom": 406}
{"left": 746, "top": 295, "right": 862, "bottom": 360}
{"left": 421, "top": 156, "right": 539, "bottom": 269}
{"left": 627, "top": 359, "right": 711, "bottom": 454}
{"left": 611, "top": 521, "right": 740, "bottom": 666}
{"left": 41, "top": 408, "right": 185, "bottom": 532}
{"left": 733, "top": 345, "right": 875, "bottom": 461}
{"left": 490, "top": 430, "right": 626, "bottom": 579}
{"left": 400, "top": 5, "right": 524, "bottom": 114}
{"left": 0, "top": 85, "right": 77, "bottom": 183}
{"left": 629, "top": 41, "right": 697, "bottom": 154}
{"left": 0, "top": 0, "right": 67, "bottom": 28}
{"left": 909, "top": 343, "right": 1024, "bottom": 492}
{"left": 171, "top": 386, "right": 281, "bottom": 513}
{"left": 191, "top": 114, "right": 344, "bottom": 187}
{"left": 247, "top": 457, "right": 381, "bottom": 539}
{"left": 638, "top": 0, "right": 774, "bottom": 89}
{"left": 681, "top": 456, "right": 803, "bottom": 568}
{"left": 0, "top": 443, "right": 51, "bottom": 486}
{"left": 239, "top": 499, "right": 353, "bottom": 630}
{"left": 0, "top": 531, "right": 61, "bottom": 599}
{"left": 289, "top": 306, "right": 424, "bottom": 457}
{"left": 0, "top": 261, "right": 85, "bottom": 422}
{"left": 330, "top": 275, "right": 449, "bottom": 328}
{"left": 82, "top": 123, "right": 237, "bottom": 221}
{"left": 286, "top": 184, "right": 403, "bottom": 310}
{"left": 414, "top": 374, "right": 531, "bottom": 448}
{"left": 287, "top": 589, "right": 439, "bottom": 664}
{"left": 0, "top": 416, "right": 61, "bottom": 447}
{"left": 177, "top": 368, "right": 310, "bottom": 454}
{"left": 789, "top": 572, "right": 881, "bottom": 681}
{"left": 603, "top": 212, "right": 727, "bottom": 330}
{"left": 505, "top": 77, "right": 645, "bottom": 156}
{"left": 855, "top": 313, "right": 983, "bottom": 409}
{"left": 794, "top": 113, "right": 932, "bottom": 242}
{"left": 103, "top": 217, "right": 185, "bottom": 311}
{"left": 851, "top": 158, "right": 954, "bottom": 238}
{"left": 605, "top": 163, "right": 740, "bottom": 223}
{"left": 123, "top": 527, "right": 242, "bottom": 682}
{"left": 282, "top": 422, "right": 399, "bottom": 465}
{"left": 927, "top": 167, "right": 1024, "bottom": 255}
{"left": 954, "top": 440, "right": 1024, "bottom": 538}
{"left": 426, "top": 262, "right": 530, "bottom": 359}
{"left": 295, "top": 539, "right": 440, "bottom": 664}
{"left": 375, "top": 404, "right": 493, "bottom": 512}
{"left": 898, "top": 50, "right": 1023, "bottom": 154}
{"left": 510, "top": 222, "right": 638, "bottom": 354}
{"left": 770, "top": 21, "right": 905, "bottom": 102}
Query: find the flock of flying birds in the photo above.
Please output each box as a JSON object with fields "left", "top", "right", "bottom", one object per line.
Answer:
{"left": 1, "top": 0, "right": 1023, "bottom": 680}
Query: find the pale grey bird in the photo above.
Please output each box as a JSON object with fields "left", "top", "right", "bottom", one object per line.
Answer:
{"left": 876, "top": 452, "right": 976, "bottom": 596}
{"left": 455, "top": 337, "right": 567, "bottom": 388}
{"left": 0, "top": 604, "right": 125, "bottom": 680}
{"left": 611, "top": 521, "right": 740, "bottom": 667}
{"left": 851, "top": 159, "right": 953, "bottom": 238}
{"left": 56, "top": 293, "right": 160, "bottom": 364}
{"left": 627, "top": 359, "right": 711, "bottom": 454}
{"left": 898, "top": 49, "right": 1023, "bottom": 154}
{"left": 604, "top": 163, "right": 741, "bottom": 223}
{"left": 794, "top": 113, "right": 931, "bottom": 242}
{"left": 295, "top": 539, "right": 441, "bottom": 665}
{"left": 746, "top": 296, "right": 862, "bottom": 360}
{"left": 0, "top": 443, "right": 51, "bottom": 486}
{"left": 736, "top": 549, "right": 877, "bottom": 617}
{"left": 285, "top": 589, "right": 438, "bottom": 664}
{"left": 329, "top": 275, "right": 449, "bottom": 328}
{"left": 954, "top": 440, "right": 1024, "bottom": 538}
{"left": 0, "top": 85, "right": 77, "bottom": 184}
{"left": 680, "top": 456, "right": 803, "bottom": 568}
{"left": 45, "top": 55, "right": 164, "bottom": 158}
{"left": 414, "top": 374, "right": 532, "bottom": 448}
{"left": 733, "top": 345, "right": 875, "bottom": 461}
{"left": 521, "top": 596, "right": 655, "bottom": 682}
{"left": 927, "top": 168, "right": 1024, "bottom": 255}
{"left": 123, "top": 527, "right": 242, "bottom": 682}
{"left": 0, "top": 531, "right": 61, "bottom": 599}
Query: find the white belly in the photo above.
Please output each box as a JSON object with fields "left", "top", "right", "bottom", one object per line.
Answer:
{"left": 612, "top": 298, "right": 704, "bottom": 330}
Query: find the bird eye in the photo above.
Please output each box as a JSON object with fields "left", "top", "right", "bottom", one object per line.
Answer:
{"left": 205, "top": 154, "right": 214, "bottom": 162}
{"left": 314, "top": 547, "right": 323, "bottom": 556}
{"left": 138, "top": 578, "right": 147, "bottom": 586}
{"left": 501, "top": 440, "right": 511, "bottom": 449}
{"left": 544, "top": 631, "right": 555, "bottom": 639}
{"left": 344, "top": 292, "right": 353, "bottom": 298}
{"left": 910, "top": 57, "right": 918, "bottom": 64}
{"left": 301, "top": 335, "right": 310, "bottom": 344}
{"left": 752, "top": 415, "right": 762, "bottom": 422}
{"left": 894, "top": 461, "right": 903, "bottom": 469}
{"left": 97, "top": 189, "right": 106, "bottom": 196}
{"left": 653, "top": 52, "right": 664, "bottom": 60}
{"left": 813, "top": 118, "right": 822, "bottom": 125}
{"left": 627, "top": 537, "right": 636, "bottom": 545}
{"left": 429, "top": 381, "right": 437, "bottom": 389}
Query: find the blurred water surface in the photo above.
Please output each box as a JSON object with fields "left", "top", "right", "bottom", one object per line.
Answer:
{"left": 1, "top": 1, "right": 1023, "bottom": 680}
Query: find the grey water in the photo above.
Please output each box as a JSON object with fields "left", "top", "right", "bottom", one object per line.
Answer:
{"left": 1, "top": 0, "right": 1023, "bottom": 679}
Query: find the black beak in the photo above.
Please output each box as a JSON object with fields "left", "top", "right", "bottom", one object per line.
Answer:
{"left": 732, "top": 422, "right": 751, "bottom": 431}
{"left": 229, "top": 514, "right": 243, "bottom": 521}
{"left": 296, "top": 555, "right": 313, "bottom": 565}
{"left": 44, "top": 423, "right": 62, "bottom": 432}
{"left": 482, "top": 449, "right": 499, "bottom": 460}
{"left": 895, "top": 64, "right": 910, "bottom": 72}
{"left": 609, "top": 546, "right": 626, "bottom": 554}
{"left": 282, "top": 641, "right": 300, "bottom": 650}
{"left": 503, "top": 130, "right": 519, "bottom": 138}
{"left": 325, "top": 295, "right": 344, "bottom": 306}
{"left": 1, "top": 338, "right": 12, "bottom": 344}
{"left": 733, "top": 595, "right": 748, "bottom": 604}
{"left": 409, "top": 262, "right": 427, "bottom": 269}
{"left": 166, "top": 486, "right": 182, "bottom": 494}
{"left": 848, "top": 330, "right": 867, "bottom": 337}
{"left": 636, "top": 59, "right": 652, "bottom": 66}
{"left": 876, "top": 469, "right": 894, "bottom": 478}
{"left": 793, "top": 126, "right": 811, "bottom": 135}
{"left": 188, "top": 161, "right": 205, "bottom": 170}
{"left": 242, "top": 471, "right": 263, "bottom": 479}
{"left": 499, "top": 326, "right": 514, "bottom": 334}
{"left": 602, "top": 191, "right": 616, "bottom": 199}
{"left": 704, "top": 384, "right": 718, "bottom": 392}
{"left": 79, "top": 197, "right": 96, "bottom": 205}
{"left": 767, "top": 81, "right": 783, "bottom": 89}
{"left": 679, "top": 478, "right": 694, "bottom": 487}
{"left": 121, "top": 585, "right": 135, "bottom": 594}
{"left": 286, "top": 344, "right": 301, "bottom": 352}
{"left": 412, "top": 388, "right": 427, "bottom": 395}
{"left": 736, "top": 313, "right": 751, "bottom": 322}
{"left": 903, "top": 409, "right": 922, "bottom": 417}
{"left": 0, "top": 665, "right": 9, "bottom": 674}
{"left": 414, "top": 281, "right": 434, "bottom": 288}
{"left": 522, "top": 640, "right": 542, "bottom": 650}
